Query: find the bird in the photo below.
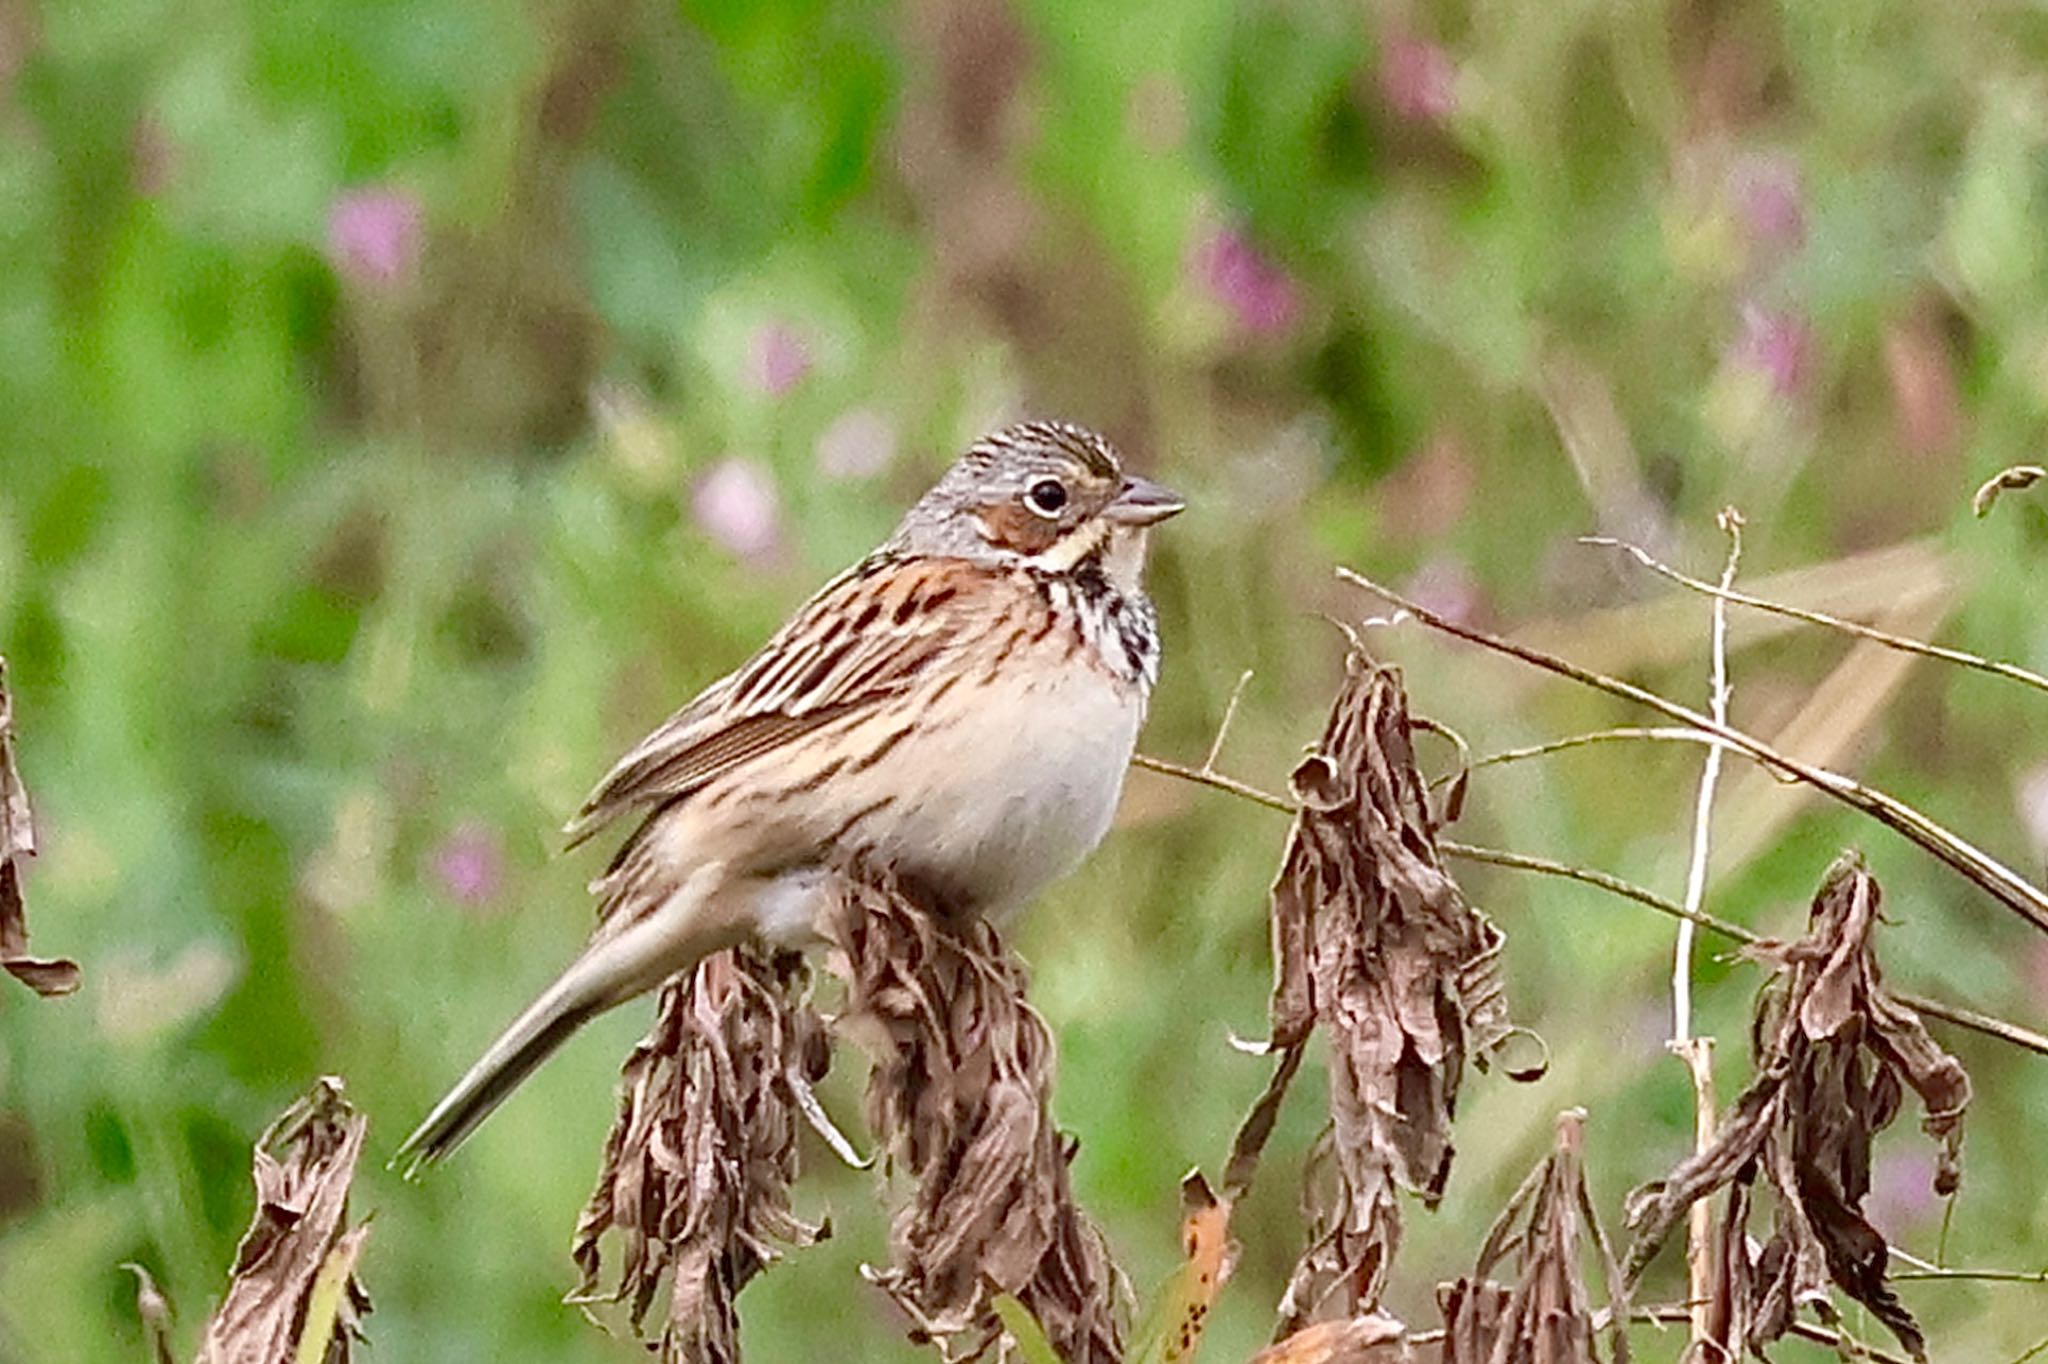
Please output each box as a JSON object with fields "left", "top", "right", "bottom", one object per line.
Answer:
{"left": 395, "top": 420, "right": 1183, "bottom": 1171}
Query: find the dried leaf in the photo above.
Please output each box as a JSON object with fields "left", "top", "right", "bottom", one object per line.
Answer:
{"left": 1437, "top": 1110, "right": 1628, "bottom": 1364}
{"left": 0, "top": 659, "right": 79, "bottom": 997}
{"left": 1970, "top": 464, "right": 2044, "bottom": 518}
{"left": 1128, "top": 1172, "right": 1237, "bottom": 1364}
{"left": 197, "top": 1077, "right": 371, "bottom": 1364}
{"left": 1248, "top": 1315, "right": 1410, "bottom": 1364}
{"left": 826, "top": 869, "right": 1125, "bottom": 1364}
{"left": 570, "top": 947, "right": 827, "bottom": 1364}
{"left": 1266, "top": 654, "right": 1536, "bottom": 1330}
{"left": 1623, "top": 855, "right": 1968, "bottom": 1362}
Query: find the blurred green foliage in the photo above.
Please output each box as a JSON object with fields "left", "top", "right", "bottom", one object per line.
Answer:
{"left": 3, "top": 0, "right": 2048, "bottom": 1360}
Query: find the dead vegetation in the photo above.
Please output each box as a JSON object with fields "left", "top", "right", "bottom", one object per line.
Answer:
{"left": 570, "top": 946, "right": 829, "bottom": 1363}
{"left": 1259, "top": 650, "right": 1534, "bottom": 1332}
{"left": 1623, "top": 856, "right": 1969, "bottom": 1361}
{"left": 195, "top": 1077, "right": 373, "bottom": 1364}
{"left": 0, "top": 657, "right": 79, "bottom": 997}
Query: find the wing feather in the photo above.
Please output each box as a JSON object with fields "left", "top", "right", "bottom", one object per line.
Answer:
{"left": 564, "top": 556, "right": 1005, "bottom": 846}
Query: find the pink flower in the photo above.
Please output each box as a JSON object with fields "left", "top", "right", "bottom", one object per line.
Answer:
{"left": 1733, "top": 303, "right": 1814, "bottom": 397}
{"left": 692, "top": 457, "right": 782, "bottom": 559}
{"left": 1866, "top": 1148, "right": 1941, "bottom": 1238}
{"left": 1731, "top": 154, "right": 1806, "bottom": 254}
{"left": 747, "top": 322, "right": 811, "bottom": 396}
{"left": 431, "top": 822, "right": 503, "bottom": 908}
{"left": 325, "top": 186, "right": 423, "bottom": 289}
{"left": 1193, "top": 226, "right": 1299, "bottom": 336}
{"left": 1379, "top": 34, "right": 1458, "bottom": 123}
{"left": 1401, "top": 554, "right": 1485, "bottom": 625}
{"left": 814, "top": 408, "right": 899, "bottom": 480}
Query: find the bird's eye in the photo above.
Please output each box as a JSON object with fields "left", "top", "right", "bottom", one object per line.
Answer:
{"left": 1025, "top": 478, "right": 1069, "bottom": 518}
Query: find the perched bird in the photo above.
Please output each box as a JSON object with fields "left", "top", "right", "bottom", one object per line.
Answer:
{"left": 396, "top": 420, "right": 1183, "bottom": 1170}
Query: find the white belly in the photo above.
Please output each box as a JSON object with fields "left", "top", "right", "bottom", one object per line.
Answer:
{"left": 835, "top": 665, "right": 1143, "bottom": 916}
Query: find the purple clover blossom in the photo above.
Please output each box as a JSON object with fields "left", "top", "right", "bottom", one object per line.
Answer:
{"left": 1865, "top": 1148, "right": 1942, "bottom": 1238}
{"left": 1379, "top": 34, "right": 1458, "bottom": 123}
{"left": 814, "top": 407, "right": 899, "bottom": 481}
{"left": 692, "top": 457, "right": 782, "bottom": 560}
{"left": 325, "top": 186, "right": 423, "bottom": 289}
{"left": 1732, "top": 153, "right": 1806, "bottom": 254}
{"left": 747, "top": 322, "right": 811, "bottom": 397}
{"left": 432, "top": 821, "right": 504, "bottom": 908}
{"left": 1734, "top": 303, "right": 1814, "bottom": 397}
{"left": 1194, "top": 225, "right": 1300, "bottom": 337}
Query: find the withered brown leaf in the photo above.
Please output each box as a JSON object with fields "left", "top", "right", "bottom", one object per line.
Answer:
{"left": 571, "top": 946, "right": 828, "bottom": 1364}
{"left": 1267, "top": 652, "right": 1533, "bottom": 1330}
{"left": 826, "top": 869, "right": 1125, "bottom": 1364}
{"left": 1437, "top": 1110, "right": 1628, "bottom": 1364}
{"left": 197, "top": 1076, "right": 371, "bottom": 1364}
{"left": 1249, "top": 1313, "right": 1411, "bottom": 1364}
{"left": 1623, "top": 855, "right": 1969, "bottom": 1362}
{"left": 0, "top": 658, "right": 80, "bottom": 997}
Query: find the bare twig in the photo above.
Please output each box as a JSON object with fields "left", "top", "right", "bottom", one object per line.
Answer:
{"left": 1334, "top": 566, "right": 2048, "bottom": 935}
{"left": 1674, "top": 512, "right": 1743, "bottom": 1044}
{"left": 1131, "top": 752, "right": 1293, "bottom": 814}
{"left": 1670, "top": 509, "right": 1742, "bottom": 1351}
{"left": 1431, "top": 727, "right": 1724, "bottom": 790}
{"left": 1134, "top": 751, "right": 2048, "bottom": 1060}
{"left": 1204, "top": 669, "right": 1256, "bottom": 773}
{"left": 1584, "top": 533, "right": 2048, "bottom": 697}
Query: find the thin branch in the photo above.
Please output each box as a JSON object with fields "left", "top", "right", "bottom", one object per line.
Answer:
{"left": 1133, "top": 750, "right": 2048, "bottom": 1060}
{"left": 1675, "top": 512, "right": 1743, "bottom": 1043}
{"left": 1203, "top": 670, "right": 1256, "bottom": 773}
{"left": 1431, "top": 726, "right": 1725, "bottom": 790}
{"left": 1335, "top": 566, "right": 2048, "bottom": 936}
{"left": 1671, "top": 508, "right": 1742, "bottom": 1350}
{"left": 1584, "top": 533, "right": 2048, "bottom": 698}
{"left": 1131, "top": 752, "right": 1294, "bottom": 814}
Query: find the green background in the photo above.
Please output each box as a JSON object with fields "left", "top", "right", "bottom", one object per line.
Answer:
{"left": 3, "top": 0, "right": 2047, "bottom": 1359}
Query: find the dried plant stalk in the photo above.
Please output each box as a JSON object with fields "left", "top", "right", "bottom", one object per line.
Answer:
{"left": 197, "top": 1076, "right": 372, "bottom": 1364}
{"left": 571, "top": 946, "right": 828, "bottom": 1364}
{"left": 826, "top": 869, "right": 1125, "bottom": 1364}
{"left": 0, "top": 657, "right": 79, "bottom": 997}
{"left": 1267, "top": 651, "right": 1531, "bottom": 1331}
{"left": 1623, "top": 854, "right": 1970, "bottom": 1362}
{"left": 1437, "top": 1110, "right": 1628, "bottom": 1364}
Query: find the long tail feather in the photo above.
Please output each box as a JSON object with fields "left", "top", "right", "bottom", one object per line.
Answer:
{"left": 394, "top": 864, "right": 738, "bottom": 1175}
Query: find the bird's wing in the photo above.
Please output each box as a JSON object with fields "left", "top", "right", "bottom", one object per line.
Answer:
{"left": 564, "top": 555, "right": 1019, "bottom": 846}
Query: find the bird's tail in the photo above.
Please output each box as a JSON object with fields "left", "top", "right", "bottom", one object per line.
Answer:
{"left": 393, "top": 867, "right": 734, "bottom": 1175}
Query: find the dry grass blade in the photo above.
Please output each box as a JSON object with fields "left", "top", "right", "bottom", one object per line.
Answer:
{"left": 1584, "top": 534, "right": 2045, "bottom": 697}
{"left": 570, "top": 946, "right": 827, "bottom": 1363}
{"left": 1336, "top": 567, "right": 2048, "bottom": 937}
{"left": 0, "top": 657, "right": 79, "bottom": 997}
{"left": 197, "top": 1076, "right": 371, "bottom": 1364}
{"left": 1267, "top": 651, "right": 1535, "bottom": 1332}
{"left": 1437, "top": 1110, "right": 1629, "bottom": 1364}
{"left": 825, "top": 869, "right": 1124, "bottom": 1364}
{"left": 1622, "top": 855, "right": 1970, "bottom": 1362}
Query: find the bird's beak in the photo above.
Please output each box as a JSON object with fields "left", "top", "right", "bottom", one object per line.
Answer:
{"left": 1103, "top": 475, "right": 1186, "bottom": 527}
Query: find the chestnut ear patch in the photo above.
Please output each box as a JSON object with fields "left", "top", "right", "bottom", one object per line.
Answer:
{"left": 977, "top": 500, "right": 1063, "bottom": 556}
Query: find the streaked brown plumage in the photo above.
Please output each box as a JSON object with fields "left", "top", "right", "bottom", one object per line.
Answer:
{"left": 396, "top": 420, "right": 1181, "bottom": 1171}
